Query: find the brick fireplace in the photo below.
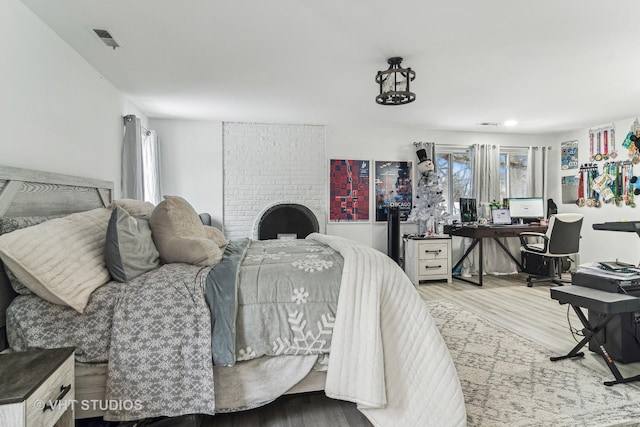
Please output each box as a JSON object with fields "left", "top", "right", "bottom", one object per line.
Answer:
{"left": 223, "top": 122, "right": 326, "bottom": 240}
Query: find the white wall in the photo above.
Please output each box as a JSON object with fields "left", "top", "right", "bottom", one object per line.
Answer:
{"left": 1, "top": 0, "right": 143, "bottom": 195}
{"left": 551, "top": 118, "right": 640, "bottom": 265}
{"left": 149, "top": 119, "right": 223, "bottom": 225}
{"left": 121, "top": 110, "right": 640, "bottom": 266}
{"left": 326, "top": 124, "right": 555, "bottom": 253}
{"left": 156, "top": 119, "right": 556, "bottom": 252}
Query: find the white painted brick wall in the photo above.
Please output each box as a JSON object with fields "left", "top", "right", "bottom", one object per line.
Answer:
{"left": 223, "top": 122, "right": 326, "bottom": 239}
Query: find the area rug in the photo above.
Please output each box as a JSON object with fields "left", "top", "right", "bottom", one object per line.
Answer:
{"left": 425, "top": 299, "right": 640, "bottom": 427}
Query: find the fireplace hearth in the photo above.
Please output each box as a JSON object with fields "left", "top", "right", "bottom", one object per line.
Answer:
{"left": 256, "top": 203, "right": 319, "bottom": 240}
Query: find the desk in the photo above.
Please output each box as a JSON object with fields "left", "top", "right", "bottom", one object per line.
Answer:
{"left": 550, "top": 285, "right": 640, "bottom": 386}
{"left": 444, "top": 224, "right": 548, "bottom": 286}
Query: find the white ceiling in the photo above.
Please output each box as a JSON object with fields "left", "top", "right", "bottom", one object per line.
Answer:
{"left": 20, "top": 0, "right": 640, "bottom": 134}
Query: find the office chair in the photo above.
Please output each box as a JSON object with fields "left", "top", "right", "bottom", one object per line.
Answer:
{"left": 519, "top": 213, "right": 583, "bottom": 287}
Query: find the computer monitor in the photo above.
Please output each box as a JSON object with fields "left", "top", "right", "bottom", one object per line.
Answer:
{"left": 508, "top": 197, "right": 544, "bottom": 221}
{"left": 459, "top": 198, "right": 477, "bottom": 223}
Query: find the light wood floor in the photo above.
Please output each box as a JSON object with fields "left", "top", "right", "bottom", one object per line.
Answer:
{"left": 418, "top": 272, "right": 640, "bottom": 383}
{"left": 78, "top": 273, "right": 640, "bottom": 426}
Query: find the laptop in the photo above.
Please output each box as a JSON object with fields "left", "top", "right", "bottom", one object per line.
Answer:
{"left": 491, "top": 208, "right": 512, "bottom": 225}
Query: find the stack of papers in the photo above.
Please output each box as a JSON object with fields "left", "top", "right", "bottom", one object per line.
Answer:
{"left": 578, "top": 262, "right": 640, "bottom": 280}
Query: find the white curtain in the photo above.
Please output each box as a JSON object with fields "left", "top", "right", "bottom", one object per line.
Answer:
{"left": 122, "top": 115, "right": 162, "bottom": 204}
{"left": 472, "top": 144, "right": 501, "bottom": 214}
{"left": 527, "top": 146, "right": 549, "bottom": 200}
{"left": 464, "top": 144, "right": 518, "bottom": 275}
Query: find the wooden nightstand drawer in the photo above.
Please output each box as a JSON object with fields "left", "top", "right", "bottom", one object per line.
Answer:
{"left": 417, "top": 242, "right": 449, "bottom": 260}
{"left": 25, "top": 354, "right": 74, "bottom": 427}
{"left": 417, "top": 260, "right": 448, "bottom": 276}
{"left": 0, "top": 348, "right": 75, "bottom": 427}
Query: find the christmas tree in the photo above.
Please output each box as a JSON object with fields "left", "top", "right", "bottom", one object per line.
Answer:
{"left": 408, "top": 149, "right": 449, "bottom": 235}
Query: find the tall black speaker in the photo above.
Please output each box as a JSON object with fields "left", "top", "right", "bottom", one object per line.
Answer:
{"left": 387, "top": 206, "right": 400, "bottom": 264}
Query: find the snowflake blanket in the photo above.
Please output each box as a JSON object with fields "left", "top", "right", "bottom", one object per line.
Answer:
{"left": 307, "top": 233, "right": 467, "bottom": 427}
{"left": 105, "top": 263, "right": 215, "bottom": 421}
{"left": 206, "top": 238, "right": 343, "bottom": 366}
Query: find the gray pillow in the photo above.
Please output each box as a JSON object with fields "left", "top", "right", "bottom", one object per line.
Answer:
{"left": 105, "top": 207, "right": 160, "bottom": 282}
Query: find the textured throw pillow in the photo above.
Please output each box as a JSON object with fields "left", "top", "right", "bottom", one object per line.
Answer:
{"left": 150, "top": 196, "right": 227, "bottom": 266}
{"left": 108, "top": 199, "right": 155, "bottom": 217}
{"left": 0, "top": 208, "right": 112, "bottom": 313}
{"left": 0, "top": 216, "right": 62, "bottom": 296}
{"left": 204, "top": 225, "right": 228, "bottom": 248}
{"left": 4, "top": 267, "right": 32, "bottom": 295}
{"left": 105, "top": 207, "right": 160, "bottom": 282}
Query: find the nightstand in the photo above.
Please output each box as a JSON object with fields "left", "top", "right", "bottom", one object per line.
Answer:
{"left": 404, "top": 236, "right": 452, "bottom": 285}
{"left": 0, "top": 347, "right": 75, "bottom": 427}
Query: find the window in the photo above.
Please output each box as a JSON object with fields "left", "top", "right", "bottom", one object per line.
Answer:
{"left": 141, "top": 129, "right": 161, "bottom": 204}
{"left": 436, "top": 146, "right": 529, "bottom": 219}
{"left": 499, "top": 149, "right": 528, "bottom": 200}
{"left": 122, "top": 115, "right": 162, "bottom": 204}
{"left": 436, "top": 151, "right": 473, "bottom": 218}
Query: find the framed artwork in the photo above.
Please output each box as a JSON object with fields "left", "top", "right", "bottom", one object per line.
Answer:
{"left": 561, "top": 175, "right": 579, "bottom": 204}
{"left": 375, "top": 161, "right": 412, "bottom": 222}
{"left": 329, "top": 159, "right": 370, "bottom": 222}
{"left": 561, "top": 140, "right": 579, "bottom": 170}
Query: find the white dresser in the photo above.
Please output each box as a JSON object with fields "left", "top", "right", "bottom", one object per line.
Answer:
{"left": 404, "top": 236, "right": 452, "bottom": 285}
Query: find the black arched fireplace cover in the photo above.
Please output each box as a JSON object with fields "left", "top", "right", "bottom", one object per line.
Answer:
{"left": 257, "top": 204, "right": 319, "bottom": 240}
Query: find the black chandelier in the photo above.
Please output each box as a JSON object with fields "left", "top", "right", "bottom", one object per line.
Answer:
{"left": 375, "top": 57, "right": 416, "bottom": 105}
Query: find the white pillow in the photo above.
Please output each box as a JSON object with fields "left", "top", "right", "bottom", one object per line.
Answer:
{"left": 0, "top": 208, "right": 112, "bottom": 313}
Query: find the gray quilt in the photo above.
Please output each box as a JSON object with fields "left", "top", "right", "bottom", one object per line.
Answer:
{"left": 206, "top": 239, "right": 343, "bottom": 366}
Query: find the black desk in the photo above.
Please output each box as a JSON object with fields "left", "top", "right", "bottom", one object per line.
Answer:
{"left": 550, "top": 286, "right": 640, "bottom": 386}
{"left": 444, "top": 224, "right": 548, "bottom": 286}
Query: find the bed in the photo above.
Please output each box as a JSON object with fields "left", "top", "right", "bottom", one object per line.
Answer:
{"left": 0, "top": 165, "right": 467, "bottom": 426}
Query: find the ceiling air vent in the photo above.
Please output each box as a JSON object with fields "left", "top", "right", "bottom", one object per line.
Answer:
{"left": 478, "top": 122, "right": 499, "bottom": 127}
{"left": 92, "top": 28, "right": 120, "bottom": 49}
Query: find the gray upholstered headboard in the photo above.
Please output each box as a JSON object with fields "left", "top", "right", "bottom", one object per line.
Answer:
{"left": 0, "top": 165, "right": 113, "bottom": 350}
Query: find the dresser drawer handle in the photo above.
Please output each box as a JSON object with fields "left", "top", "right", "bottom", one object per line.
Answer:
{"left": 424, "top": 265, "right": 442, "bottom": 269}
{"left": 424, "top": 249, "right": 442, "bottom": 254}
{"left": 43, "top": 384, "right": 71, "bottom": 412}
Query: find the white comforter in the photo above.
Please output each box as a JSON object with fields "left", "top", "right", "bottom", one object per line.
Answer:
{"left": 308, "top": 233, "right": 467, "bottom": 427}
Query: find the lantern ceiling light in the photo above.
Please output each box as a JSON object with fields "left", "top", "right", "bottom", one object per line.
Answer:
{"left": 375, "top": 57, "right": 416, "bottom": 105}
